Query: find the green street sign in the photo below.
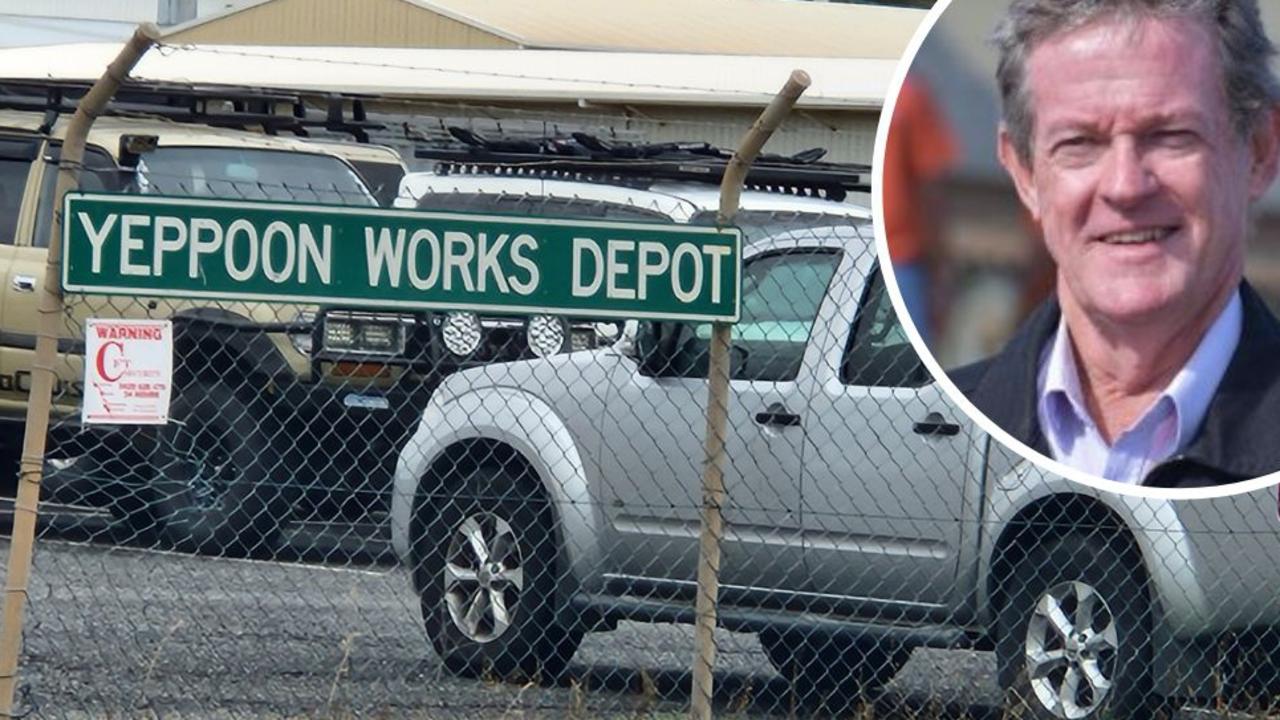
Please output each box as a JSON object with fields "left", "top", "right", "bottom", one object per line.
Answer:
{"left": 62, "top": 193, "right": 742, "bottom": 322}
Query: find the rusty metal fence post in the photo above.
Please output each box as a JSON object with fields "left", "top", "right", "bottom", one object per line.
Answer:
{"left": 689, "top": 69, "right": 810, "bottom": 720}
{"left": 0, "top": 23, "right": 162, "bottom": 717}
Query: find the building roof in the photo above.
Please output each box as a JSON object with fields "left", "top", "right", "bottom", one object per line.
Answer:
{"left": 0, "top": 14, "right": 134, "bottom": 47}
{"left": 0, "top": 43, "right": 894, "bottom": 110}
{"left": 164, "top": 0, "right": 925, "bottom": 58}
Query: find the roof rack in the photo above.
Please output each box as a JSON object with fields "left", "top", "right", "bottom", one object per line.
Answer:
{"left": 0, "top": 80, "right": 384, "bottom": 141}
{"left": 414, "top": 127, "right": 870, "bottom": 201}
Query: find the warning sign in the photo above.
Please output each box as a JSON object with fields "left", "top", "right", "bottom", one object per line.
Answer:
{"left": 82, "top": 319, "right": 173, "bottom": 425}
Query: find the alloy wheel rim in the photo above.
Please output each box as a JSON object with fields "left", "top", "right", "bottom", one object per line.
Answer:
{"left": 1024, "top": 580, "right": 1120, "bottom": 719}
{"left": 443, "top": 512, "right": 525, "bottom": 643}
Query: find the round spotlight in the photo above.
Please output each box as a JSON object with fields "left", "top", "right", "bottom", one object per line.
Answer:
{"left": 526, "top": 315, "right": 568, "bottom": 358}
{"left": 593, "top": 321, "right": 622, "bottom": 342}
{"left": 441, "top": 312, "right": 482, "bottom": 356}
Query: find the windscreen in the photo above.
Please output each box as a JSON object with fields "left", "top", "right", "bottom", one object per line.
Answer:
{"left": 136, "top": 147, "right": 376, "bottom": 207}
{"left": 34, "top": 146, "right": 377, "bottom": 248}
{"left": 689, "top": 209, "right": 865, "bottom": 241}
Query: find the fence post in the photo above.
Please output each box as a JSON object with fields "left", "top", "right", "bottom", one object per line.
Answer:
{"left": 0, "top": 23, "right": 162, "bottom": 717}
{"left": 689, "top": 69, "right": 810, "bottom": 720}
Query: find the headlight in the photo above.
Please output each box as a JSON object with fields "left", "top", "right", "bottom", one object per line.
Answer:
{"left": 441, "top": 312, "right": 482, "bottom": 356}
{"left": 290, "top": 310, "right": 316, "bottom": 354}
{"left": 321, "top": 312, "right": 409, "bottom": 355}
{"left": 526, "top": 314, "right": 568, "bottom": 358}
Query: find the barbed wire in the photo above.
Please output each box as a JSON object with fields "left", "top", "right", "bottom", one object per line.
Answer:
{"left": 154, "top": 41, "right": 860, "bottom": 105}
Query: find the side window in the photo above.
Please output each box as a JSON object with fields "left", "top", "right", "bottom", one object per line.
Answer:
{"left": 842, "top": 268, "right": 931, "bottom": 388}
{"left": 0, "top": 137, "right": 41, "bottom": 246}
{"left": 33, "top": 145, "right": 119, "bottom": 248}
{"left": 667, "top": 249, "right": 841, "bottom": 382}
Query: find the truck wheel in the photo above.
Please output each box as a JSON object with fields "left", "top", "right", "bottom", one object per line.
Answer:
{"left": 414, "top": 466, "right": 581, "bottom": 682}
{"left": 758, "top": 629, "right": 910, "bottom": 710}
{"left": 997, "top": 534, "right": 1160, "bottom": 719}
{"left": 148, "top": 379, "right": 294, "bottom": 556}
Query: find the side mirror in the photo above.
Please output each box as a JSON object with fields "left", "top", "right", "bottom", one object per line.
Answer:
{"left": 117, "top": 134, "right": 158, "bottom": 169}
{"left": 635, "top": 321, "right": 663, "bottom": 376}
{"left": 636, "top": 321, "right": 703, "bottom": 377}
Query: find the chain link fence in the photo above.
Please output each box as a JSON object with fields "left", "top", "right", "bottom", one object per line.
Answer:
{"left": 2, "top": 109, "right": 1280, "bottom": 720}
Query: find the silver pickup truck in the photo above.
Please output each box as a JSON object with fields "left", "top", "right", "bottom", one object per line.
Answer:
{"left": 390, "top": 222, "right": 1280, "bottom": 719}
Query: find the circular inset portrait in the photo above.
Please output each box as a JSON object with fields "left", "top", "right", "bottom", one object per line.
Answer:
{"left": 876, "top": 0, "right": 1280, "bottom": 496}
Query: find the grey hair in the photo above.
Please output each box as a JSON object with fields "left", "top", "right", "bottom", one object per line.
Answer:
{"left": 992, "top": 0, "right": 1280, "bottom": 164}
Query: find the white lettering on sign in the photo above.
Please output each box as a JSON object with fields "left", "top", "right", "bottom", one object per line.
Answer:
{"left": 298, "top": 224, "right": 331, "bottom": 284}
{"left": 189, "top": 217, "right": 223, "bottom": 279}
{"left": 636, "top": 241, "right": 669, "bottom": 301}
{"left": 366, "top": 227, "right": 405, "bottom": 288}
{"left": 671, "top": 244, "right": 702, "bottom": 303}
{"left": 407, "top": 229, "right": 441, "bottom": 290}
{"left": 606, "top": 239, "right": 636, "bottom": 301}
{"left": 705, "top": 245, "right": 732, "bottom": 303}
{"left": 509, "top": 234, "right": 538, "bottom": 296}
{"left": 225, "top": 219, "right": 259, "bottom": 282}
{"left": 65, "top": 197, "right": 740, "bottom": 321}
{"left": 152, "top": 215, "right": 187, "bottom": 275}
{"left": 476, "top": 233, "right": 509, "bottom": 294}
{"left": 261, "top": 221, "right": 296, "bottom": 283}
{"left": 569, "top": 238, "right": 727, "bottom": 305}
{"left": 82, "top": 318, "right": 173, "bottom": 425}
{"left": 82, "top": 211, "right": 334, "bottom": 286}
{"left": 572, "top": 237, "right": 603, "bottom": 297}
{"left": 443, "top": 231, "right": 476, "bottom": 292}
{"left": 364, "top": 226, "right": 541, "bottom": 296}
{"left": 120, "top": 214, "right": 150, "bottom": 277}
{"left": 80, "top": 212, "right": 117, "bottom": 274}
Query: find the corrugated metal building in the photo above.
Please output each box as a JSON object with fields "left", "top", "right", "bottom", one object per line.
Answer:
{"left": 0, "top": 41, "right": 896, "bottom": 171}
{"left": 163, "top": 0, "right": 923, "bottom": 58}
{"left": 151, "top": 0, "right": 924, "bottom": 169}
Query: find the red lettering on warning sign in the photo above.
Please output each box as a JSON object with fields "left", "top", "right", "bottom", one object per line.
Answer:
{"left": 93, "top": 324, "right": 164, "bottom": 341}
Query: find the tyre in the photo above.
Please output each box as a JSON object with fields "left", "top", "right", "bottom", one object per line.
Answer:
{"left": 997, "top": 533, "right": 1161, "bottom": 719}
{"left": 147, "top": 378, "right": 295, "bottom": 555}
{"left": 414, "top": 466, "right": 581, "bottom": 682}
{"left": 759, "top": 628, "right": 910, "bottom": 710}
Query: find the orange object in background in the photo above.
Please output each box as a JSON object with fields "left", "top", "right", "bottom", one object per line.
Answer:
{"left": 882, "top": 74, "right": 957, "bottom": 265}
{"left": 330, "top": 362, "right": 392, "bottom": 379}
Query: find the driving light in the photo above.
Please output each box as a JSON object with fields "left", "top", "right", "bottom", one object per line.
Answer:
{"left": 442, "top": 312, "right": 482, "bottom": 356}
{"left": 321, "top": 312, "right": 408, "bottom": 355}
{"left": 527, "top": 315, "right": 568, "bottom": 358}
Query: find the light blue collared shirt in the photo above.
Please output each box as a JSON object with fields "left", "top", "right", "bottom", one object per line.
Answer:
{"left": 1036, "top": 291, "right": 1242, "bottom": 484}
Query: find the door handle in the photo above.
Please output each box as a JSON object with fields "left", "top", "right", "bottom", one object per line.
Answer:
{"left": 913, "top": 411, "right": 960, "bottom": 436}
{"left": 755, "top": 402, "right": 801, "bottom": 428}
{"left": 12, "top": 275, "right": 35, "bottom": 292}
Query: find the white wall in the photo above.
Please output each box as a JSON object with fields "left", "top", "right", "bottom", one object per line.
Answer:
{"left": 0, "top": 0, "right": 159, "bottom": 22}
{"left": 0, "top": 0, "right": 260, "bottom": 46}
{"left": 0, "top": 16, "right": 135, "bottom": 46}
{"left": 0, "top": 0, "right": 258, "bottom": 24}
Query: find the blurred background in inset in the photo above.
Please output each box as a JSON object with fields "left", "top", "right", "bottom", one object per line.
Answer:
{"left": 885, "top": 0, "right": 1280, "bottom": 369}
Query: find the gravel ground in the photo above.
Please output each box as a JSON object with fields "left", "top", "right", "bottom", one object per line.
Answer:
{"left": 0, "top": 530, "right": 1008, "bottom": 720}
{"left": 0, "top": 524, "right": 1247, "bottom": 720}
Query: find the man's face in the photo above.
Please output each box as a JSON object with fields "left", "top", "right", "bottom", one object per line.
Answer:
{"left": 998, "top": 15, "right": 1280, "bottom": 329}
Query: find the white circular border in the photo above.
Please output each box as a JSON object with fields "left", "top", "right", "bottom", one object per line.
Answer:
{"left": 871, "top": 0, "right": 1280, "bottom": 500}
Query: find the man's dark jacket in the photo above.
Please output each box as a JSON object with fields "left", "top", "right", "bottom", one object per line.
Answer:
{"left": 950, "top": 282, "right": 1280, "bottom": 489}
